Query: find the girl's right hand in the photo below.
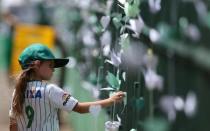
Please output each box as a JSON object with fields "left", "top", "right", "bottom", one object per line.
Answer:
{"left": 109, "top": 91, "right": 125, "bottom": 103}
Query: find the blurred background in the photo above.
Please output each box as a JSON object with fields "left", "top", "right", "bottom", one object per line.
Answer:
{"left": 1, "top": 0, "right": 210, "bottom": 131}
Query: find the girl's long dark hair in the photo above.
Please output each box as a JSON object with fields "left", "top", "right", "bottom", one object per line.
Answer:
{"left": 12, "top": 67, "right": 34, "bottom": 116}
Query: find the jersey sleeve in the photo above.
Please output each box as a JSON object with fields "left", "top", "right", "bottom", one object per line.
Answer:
{"left": 47, "top": 84, "right": 78, "bottom": 112}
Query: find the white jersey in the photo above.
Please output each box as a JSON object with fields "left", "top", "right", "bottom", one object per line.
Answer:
{"left": 9, "top": 81, "right": 78, "bottom": 131}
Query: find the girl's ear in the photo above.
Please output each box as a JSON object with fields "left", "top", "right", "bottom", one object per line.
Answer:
{"left": 31, "top": 60, "right": 41, "bottom": 68}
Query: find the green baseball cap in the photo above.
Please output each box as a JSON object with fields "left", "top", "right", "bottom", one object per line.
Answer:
{"left": 18, "top": 43, "right": 69, "bottom": 69}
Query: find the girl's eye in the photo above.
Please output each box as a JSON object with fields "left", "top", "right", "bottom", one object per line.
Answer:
{"left": 49, "top": 62, "right": 54, "bottom": 68}
{"left": 50, "top": 64, "right": 54, "bottom": 68}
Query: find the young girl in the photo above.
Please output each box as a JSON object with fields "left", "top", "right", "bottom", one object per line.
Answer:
{"left": 9, "top": 43, "right": 125, "bottom": 131}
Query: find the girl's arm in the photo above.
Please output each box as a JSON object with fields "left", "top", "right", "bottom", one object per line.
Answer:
{"left": 73, "top": 91, "right": 125, "bottom": 113}
{"left": 9, "top": 117, "right": 18, "bottom": 131}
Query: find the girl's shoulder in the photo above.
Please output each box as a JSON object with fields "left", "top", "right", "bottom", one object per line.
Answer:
{"left": 46, "top": 82, "right": 59, "bottom": 89}
{"left": 45, "top": 82, "right": 63, "bottom": 93}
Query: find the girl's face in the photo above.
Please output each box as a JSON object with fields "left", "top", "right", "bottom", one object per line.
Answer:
{"left": 35, "top": 60, "right": 54, "bottom": 80}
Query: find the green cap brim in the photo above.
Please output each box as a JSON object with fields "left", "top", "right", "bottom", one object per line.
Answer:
{"left": 53, "top": 58, "right": 69, "bottom": 68}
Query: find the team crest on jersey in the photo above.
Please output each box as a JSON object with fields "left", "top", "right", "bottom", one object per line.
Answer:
{"left": 62, "top": 93, "right": 70, "bottom": 106}
{"left": 25, "top": 87, "right": 42, "bottom": 99}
